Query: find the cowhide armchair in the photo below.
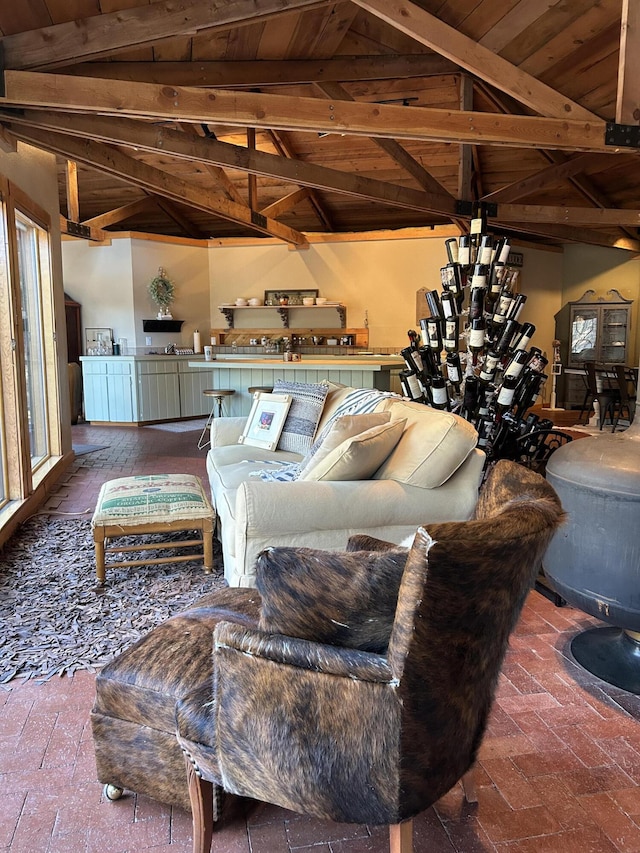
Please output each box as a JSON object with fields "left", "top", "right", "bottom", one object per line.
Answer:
{"left": 176, "top": 460, "right": 565, "bottom": 853}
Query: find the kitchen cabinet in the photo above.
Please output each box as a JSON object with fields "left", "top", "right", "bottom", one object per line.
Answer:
{"left": 135, "top": 360, "right": 181, "bottom": 422}
{"left": 81, "top": 358, "right": 135, "bottom": 422}
{"left": 80, "top": 356, "right": 214, "bottom": 423}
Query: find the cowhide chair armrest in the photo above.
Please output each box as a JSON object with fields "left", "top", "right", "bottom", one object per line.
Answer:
{"left": 214, "top": 622, "right": 393, "bottom": 684}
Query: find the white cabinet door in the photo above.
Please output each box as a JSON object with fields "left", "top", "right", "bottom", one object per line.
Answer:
{"left": 178, "top": 364, "right": 214, "bottom": 416}
{"left": 82, "top": 360, "right": 110, "bottom": 421}
{"left": 136, "top": 360, "right": 181, "bottom": 421}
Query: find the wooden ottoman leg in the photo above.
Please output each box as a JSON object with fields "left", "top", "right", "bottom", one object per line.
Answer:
{"left": 94, "top": 524, "right": 106, "bottom": 584}
{"left": 201, "top": 516, "right": 214, "bottom": 574}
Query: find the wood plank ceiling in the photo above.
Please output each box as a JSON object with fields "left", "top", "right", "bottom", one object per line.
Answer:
{"left": 0, "top": 0, "right": 638, "bottom": 251}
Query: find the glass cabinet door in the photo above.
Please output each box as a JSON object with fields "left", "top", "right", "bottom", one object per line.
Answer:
{"left": 569, "top": 307, "right": 598, "bottom": 365}
{"left": 600, "top": 307, "right": 628, "bottom": 364}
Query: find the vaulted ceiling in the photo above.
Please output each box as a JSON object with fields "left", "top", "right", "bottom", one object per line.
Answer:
{"left": 0, "top": 0, "right": 638, "bottom": 251}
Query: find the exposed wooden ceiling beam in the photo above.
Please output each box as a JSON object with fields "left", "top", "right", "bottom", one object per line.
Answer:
{"left": 0, "top": 71, "right": 616, "bottom": 153}
{"left": 1, "top": 0, "right": 327, "bottom": 71}
{"left": 496, "top": 204, "right": 640, "bottom": 227}
{"left": 152, "top": 195, "right": 208, "bottom": 240}
{"left": 57, "top": 55, "right": 459, "bottom": 88}
{"left": 616, "top": 0, "right": 640, "bottom": 124}
{"left": 350, "top": 0, "right": 598, "bottom": 122}
{"left": 314, "top": 80, "right": 454, "bottom": 198}
{"left": 59, "top": 215, "right": 106, "bottom": 242}
{"left": 266, "top": 130, "right": 334, "bottom": 230}
{"left": 457, "top": 73, "right": 473, "bottom": 201}
{"left": 9, "top": 125, "right": 308, "bottom": 246}
{"left": 495, "top": 220, "right": 640, "bottom": 252}
{"left": 179, "top": 124, "right": 247, "bottom": 206}
{"left": 83, "top": 197, "right": 159, "bottom": 229}
{"left": 1, "top": 110, "right": 457, "bottom": 216}
{"left": 260, "top": 188, "right": 310, "bottom": 218}
{"left": 481, "top": 153, "right": 615, "bottom": 203}
{"left": 65, "top": 160, "right": 79, "bottom": 222}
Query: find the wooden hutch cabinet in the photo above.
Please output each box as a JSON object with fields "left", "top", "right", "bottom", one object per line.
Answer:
{"left": 555, "top": 289, "right": 633, "bottom": 410}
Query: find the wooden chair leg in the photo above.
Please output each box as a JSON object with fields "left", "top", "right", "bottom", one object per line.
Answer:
{"left": 185, "top": 758, "right": 214, "bottom": 853}
{"left": 461, "top": 767, "right": 478, "bottom": 804}
{"left": 389, "top": 820, "right": 413, "bottom": 853}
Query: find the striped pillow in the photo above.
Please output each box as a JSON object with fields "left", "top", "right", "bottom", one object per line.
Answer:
{"left": 273, "top": 381, "right": 329, "bottom": 455}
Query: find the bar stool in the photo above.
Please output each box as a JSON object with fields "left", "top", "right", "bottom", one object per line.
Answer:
{"left": 198, "top": 389, "right": 235, "bottom": 450}
{"left": 247, "top": 386, "right": 273, "bottom": 395}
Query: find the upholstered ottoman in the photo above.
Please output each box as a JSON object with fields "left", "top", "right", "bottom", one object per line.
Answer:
{"left": 91, "top": 474, "right": 215, "bottom": 583}
{"left": 91, "top": 587, "right": 261, "bottom": 811}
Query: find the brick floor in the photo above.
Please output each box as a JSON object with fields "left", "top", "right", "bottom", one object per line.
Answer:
{"left": 1, "top": 421, "right": 639, "bottom": 852}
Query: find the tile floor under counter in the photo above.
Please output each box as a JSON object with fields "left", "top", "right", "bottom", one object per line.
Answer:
{"left": 1, "top": 421, "right": 639, "bottom": 852}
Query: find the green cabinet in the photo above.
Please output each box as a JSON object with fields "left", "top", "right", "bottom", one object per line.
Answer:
{"left": 81, "top": 358, "right": 135, "bottom": 422}
{"left": 135, "top": 360, "right": 181, "bottom": 421}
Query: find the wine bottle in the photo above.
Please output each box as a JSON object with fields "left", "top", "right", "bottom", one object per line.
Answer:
{"left": 426, "top": 290, "right": 443, "bottom": 320}
{"left": 491, "top": 288, "right": 514, "bottom": 327}
{"left": 527, "top": 350, "right": 549, "bottom": 374}
{"left": 479, "top": 350, "right": 501, "bottom": 383}
{"left": 512, "top": 322, "right": 535, "bottom": 352}
{"left": 418, "top": 344, "right": 440, "bottom": 377}
{"left": 461, "top": 375, "right": 479, "bottom": 421}
{"left": 400, "top": 344, "right": 425, "bottom": 376}
{"left": 494, "top": 374, "right": 518, "bottom": 419}
{"left": 503, "top": 348, "right": 530, "bottom": 381}
{"left": 458, "top": 234, "right": 471, "bottom": 268}
{"left": 506, "top": 292, "right": 527, "bottom": 322}
{"left": 476, "top": 415, "right": 495, "bottom": 452}
{"left": 494, "top": 318, "right": 521, "bottom": 355}
{"left": 478, "top": 235, "right": 493, "bottom": 265}
{"left": 430, "top": 375, "right": 450, "bottom": 410}
{"left": 443, "top": 315, "right": 460, "bottom": 352}
{"left": 494, "top": 237, "right": 511, "bottom": 265}
{"left": 444, "top": 237, "right": 459, "bottom": 264}
{"left": 468, "top": 317, "right": 486, "bottom": 363}
{"left": 426, "top": 317, "right": 443, "bottom": 352}
{"left": 468, "top": 286, "right": 485, "bottom": 321}
{"left": 407, "top": 329, "right": 419, "bottom": 349}
{"left": 441, "top": 290, "right": 457, "bottom": 319}
{"left": 470, "top": 263, "right": 489, "bottom": 290}
{"left": 400, "top": 369, "right": 426, "bottom": 403}
{"left": 446, "top": 351, "right": 463, "bottom": 391}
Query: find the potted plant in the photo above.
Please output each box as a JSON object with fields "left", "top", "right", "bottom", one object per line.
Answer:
{"left": 148, "top": 267, "right": 175, "bottom": 319}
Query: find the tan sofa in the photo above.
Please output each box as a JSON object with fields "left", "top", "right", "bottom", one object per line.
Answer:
{"left": 206, "top": 384, "right": 485, "bottom": 587}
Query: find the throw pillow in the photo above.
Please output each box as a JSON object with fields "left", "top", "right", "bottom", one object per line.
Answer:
{"left": 299, "top": 418, "right": 406, "bottom": 482}
{"left": 256, "top": 545, "right": 409, "bottom": 652}
{"left": 373, "top": 400, "right": 479, "bottom": 488}
{"left": 297, "top": 411, "right": 391, "bottom": 477}
{"left": 272, "top": 380, "right": 329, "bottom": 455}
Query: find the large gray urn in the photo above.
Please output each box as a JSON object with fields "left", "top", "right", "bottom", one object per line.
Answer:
{"left": 545, "top": 430, "right": 640, "bottom": 693}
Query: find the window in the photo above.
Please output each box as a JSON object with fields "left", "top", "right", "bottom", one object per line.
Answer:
{"left": 0, "top": 178, "right": 61, "bottom": 527}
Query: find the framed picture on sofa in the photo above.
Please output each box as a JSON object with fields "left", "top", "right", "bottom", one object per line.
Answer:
{"left": 239, "top": 392, "right": 293, "bottom": 451}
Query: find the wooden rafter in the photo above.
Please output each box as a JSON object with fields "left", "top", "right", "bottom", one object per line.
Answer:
{"left": 9, "top": 124, "right": 308, "bottom": 246}
{"left": 65, "top": 161, "right": 79, "bottom": 222}
{"left": 616, "top": 0, "right": 640, "bottom": 124}
{"left": 83, "top": 197, "right": 160, "bottom": 229}
{"left": 260, "top": 188, "right": 310, "bottom": 217}
{"left": 349, "top": 0, "right": 598, "bottom": 121}
{"left": 1, "top": 0, "right": 327, "bottom": 71}
{"left": 179, "top": 124, "right": 247, "bottom": 206}
{"left": 266, "top": 130, "right": 334, "bottom": 230}
{"left": 0, "top": 71, "right": 616, "bottom": 153}
{"left": 56, "top": 55, "right": 459, "bottom": 87}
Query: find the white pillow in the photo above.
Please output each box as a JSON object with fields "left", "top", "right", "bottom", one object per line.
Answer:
{"left": 298, "top": 411, "right": 391, "bottom": 477}
{"left": 300, "top": 419, "right": 406, "bottom": 482}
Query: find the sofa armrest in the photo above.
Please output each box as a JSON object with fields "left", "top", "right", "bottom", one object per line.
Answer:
{"left": 215, "top": 622, "right": 393, "bottom": 683}
{"left": 210, "top": 416, "right": 246, "bottom": 447}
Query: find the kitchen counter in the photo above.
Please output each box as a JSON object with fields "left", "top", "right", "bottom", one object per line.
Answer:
{"left": 188, "top": 355, "right": 403, "bottom": 416}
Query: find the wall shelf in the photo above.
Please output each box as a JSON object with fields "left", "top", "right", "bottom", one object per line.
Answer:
{"left": 142, "top": 319, "right": 184, "bottom": 333}
{"left": 218, "top": 304, "right": 346, "bottom": 328}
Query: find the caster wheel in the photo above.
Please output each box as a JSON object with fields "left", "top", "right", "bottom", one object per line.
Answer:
{"left": 104, "top": 783, "right": 124, "bottom": 801}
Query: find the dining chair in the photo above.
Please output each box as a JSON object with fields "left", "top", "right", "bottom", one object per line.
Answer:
{"left": 611, "top": 365, "right": 636, "bottom": 431}
{"left": 175, "top": 460, "right": 565, "bottom": 853}
{"left": 579, "top": 361, "right": 620, "bottom": 428}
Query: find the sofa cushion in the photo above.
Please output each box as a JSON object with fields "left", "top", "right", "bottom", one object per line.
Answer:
{"left": 299, "top": 419, "right": 406, "bottom": 482}
{"left": 272, "top": 380, "right": 329, "bottom": 454}
{"left": 298, "top": 411, "right": 391, "bottom": 477}
{"left": 373, "top": 400, "right": 478, "bottom": 488}
{"left": 256, "top": 545, "right": 408, "bottom": 652}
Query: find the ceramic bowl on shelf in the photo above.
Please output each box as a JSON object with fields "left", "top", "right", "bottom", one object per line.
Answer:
{"left": 315, "top": 297, "right": 328, "bottom": 305}
{"left": 235, "top": 298, "right": 248, "bottom": 306}
{"left": 248, "top": 298, "right": 263, "bottom": 306}
{"left": 302, "top": 297, "right": 315, "bottom": 306}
